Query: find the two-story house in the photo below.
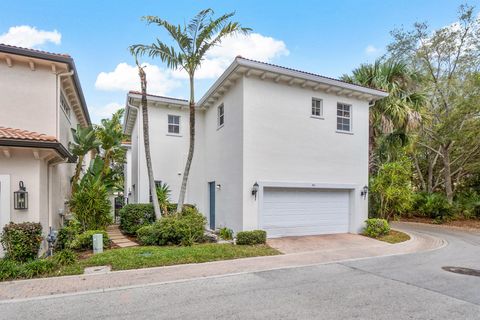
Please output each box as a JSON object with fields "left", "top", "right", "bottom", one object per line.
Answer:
{"left": 0, "top": 44, "right": 91, "bottom": 250}
{"left": 123, "top": 57, "right": 387, "bottom": 238}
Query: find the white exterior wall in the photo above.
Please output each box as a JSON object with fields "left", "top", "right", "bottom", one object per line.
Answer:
{"left": 242, "top": 76, "right": 369, "bottom": 233}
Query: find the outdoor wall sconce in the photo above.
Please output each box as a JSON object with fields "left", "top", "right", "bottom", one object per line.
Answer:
{"left": 252, "top": 182, "right": 259, "bottom": 200}
{"left": 361, "top": 185, "right": 369, "bottom": 199}
{"left": 14, "top": 181, "right": 28, "bottom": 210}
{"left": 216, "top": 184, "right": 222, "bottom": 190}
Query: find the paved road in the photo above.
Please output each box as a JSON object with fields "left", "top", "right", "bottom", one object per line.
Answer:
{"left": 1, "top": 223, "right": 479, "bottom": 320}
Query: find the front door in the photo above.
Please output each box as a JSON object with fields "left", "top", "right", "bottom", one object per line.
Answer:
{"left": 208, "top": 181, "right": 215, "bottom": 230}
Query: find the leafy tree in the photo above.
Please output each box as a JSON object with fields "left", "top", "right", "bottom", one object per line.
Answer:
{"left": 130, "top": 9, "right": 250, "bottom": 211}
{"left": 156, "top": 182, "right": 171, "bottom": 215}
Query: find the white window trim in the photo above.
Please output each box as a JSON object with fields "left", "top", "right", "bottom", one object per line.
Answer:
{"left": 60, "top": 91, "right": 72, "bottom": 122}
{"left": 311, "top": 97, "right": 324, "bottom": 118}
{"left": 217, "top": 103, "right": 225, "bottom": 129}
{"left": 167, "top": 114, "right": 181, "bottom": 136}
{"left": 336, "top": 102, "right": 353, "bottom": 133}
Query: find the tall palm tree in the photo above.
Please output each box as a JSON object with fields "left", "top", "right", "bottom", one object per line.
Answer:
{"left": 130, "top": 52, "right": 162, "bottom": 219}
{"left": 341, "top": 59, "right": 425, "bottom": 171}
{"left": 69, "top": 124, "right": 101, "bottom": 193}
{"left": 131, "top": 9, "right": 250, "bottom": 211}
{"left": 95, "top": 109, "right": 125, "bottom": 179}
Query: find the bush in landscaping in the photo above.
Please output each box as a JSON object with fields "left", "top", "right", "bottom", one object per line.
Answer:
{"left": 454, "top": 192, "right": 480, "bottom": 219}
{"left": 22, "top": 259, "right": 56, "bottom": 278}
{"left": 0, "top": 259, "right": 21, "bottom": 281}
{"left": 53, "top": 249, "right": 77, "bottom": 266}
{"left": 236, "top": 230, "right": 267, "bottom": 245}
{"left": 363, "top": 218, "right": 390, "bottom": 238}
{"left": 218, "top": 227, "right": 234, "bottom": 240}
{"left": 55, "top": 219, "right": 81, "bottom": 250}
{"left": 135, "top": 206, "right": 206, "bottom": 246}
{"left": 70, "top": 178, "right": 112, "bottom": 231}
{"left": 119, "top": 204, "right": 155, "bottom": 235}
{"left": 69, "top": 230, "right": 109, "bottom": 251}
{"left": 0, "top": 222, "right": 43, "bottom": 262}
{"left": 414, "top": 192, "right": 453, "bottom": 221}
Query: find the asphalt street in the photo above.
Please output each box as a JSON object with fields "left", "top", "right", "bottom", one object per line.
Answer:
{"left": 1, "top": 223, "right": 479, "bottom": 320}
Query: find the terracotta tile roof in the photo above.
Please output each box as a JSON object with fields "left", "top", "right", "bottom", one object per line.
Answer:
{"left": 0, "top": 127, "right": 57, "bottom": 142}
{"left": 0, "top": 43, "right": 71, "bottom": 58}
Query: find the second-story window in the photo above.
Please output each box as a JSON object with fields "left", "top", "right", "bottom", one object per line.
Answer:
{"left": 168, "top": 115, "right": 180, "bottom": 134}
{"left": 311, "top": 98, "right": 323, "bottom": 117}
{"left": 60, "top": 93, "right": 71, "bottom": 118}
{"left": 337, "top": 103, "right": 352, "bottom": 132}
{"left": 218, "top": 104, "right": 224, "bottom": 128}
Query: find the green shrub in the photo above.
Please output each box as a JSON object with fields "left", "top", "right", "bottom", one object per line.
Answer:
{"left": 219, "top": 227, "right": 234, "bottom": 240}
{"left": 69, "top": 230, "right": 109, "bottom": 251}
{"left": 70, "top": 178, "right": 112, "bottom": 231}
{"left": 21, "top": 259, "right": 56, "bottom": 278}
{"left": 0, "top": 259, "right": 21, "bottom": 281}
{"left": 119, "top": 204, "right": 155, "bottom": 235}
{"left": 370, "top": 158, "right": 414, "bottom": 220}
{"left": 415, "top": 193, "right": 452, "bottom": 221}
{"left": 53, "top": 249, "right": 77, "bottom": 266}
{"left": 136, "top": 225, "right": 158, "bottom": 246}
{"left": 55, "top": 219, "right": 81, "bottom": 250}
{"left": 0, "top": 222, "right": 43, "bottom": 262}
{"left": 136, "top": 206, "right": 206, "bottom": 246}
{"left": 363, "top": 218, "right": 390, "bottom": 238}
{"left": 236, "top": 230, "right": 267, "bottom": 245}
{"left": 454, "top": 192, "right": 480, "bottom": 219}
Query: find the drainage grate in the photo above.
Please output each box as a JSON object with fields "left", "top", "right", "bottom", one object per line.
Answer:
{"left": 442, "top": 266, "right": 480, "bottom": 277}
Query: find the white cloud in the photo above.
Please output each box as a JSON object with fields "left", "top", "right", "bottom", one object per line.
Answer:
{"left": 95, "top": 62, "right": 181, "bottom": 96}
{"left": 172, "top": 33, "right": 290, "bottom": 79}
{"left": 0, "top": 25, "right": 61, "bottom": 48}
{"left": 365, "top": 45, "right": 379, "bottom": 55}
{"left": 90, "top": 102, "right": 124, "bottom": 120}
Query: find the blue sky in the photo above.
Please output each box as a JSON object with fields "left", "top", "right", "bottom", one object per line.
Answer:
{"left": 1, "top": 0, "right": 476, "bottom": 124}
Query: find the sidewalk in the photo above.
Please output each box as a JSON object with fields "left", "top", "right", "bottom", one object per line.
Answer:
{"left": 0, "top": 222, "right": 445, "bottom": 301}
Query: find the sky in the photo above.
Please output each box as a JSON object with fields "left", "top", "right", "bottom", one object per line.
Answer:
{"left": 1, "top": 0, "right": 477, "bottom": 124}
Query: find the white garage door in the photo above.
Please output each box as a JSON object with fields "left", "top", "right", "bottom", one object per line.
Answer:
{"left": 262, "top": 187, "right": 350, "bottom": 238}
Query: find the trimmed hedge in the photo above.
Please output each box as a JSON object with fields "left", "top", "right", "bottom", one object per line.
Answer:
{"left": 363, "top": 218, "right": 390, "bottom": 238}
{"left": 119, "top": 204, "right": 156, "bottom": 235}
{"left": 236, "top": 230, "right": 267, "bottom": 245}
{"left": 0, "top": 222, "right": 43, "bottom": 262}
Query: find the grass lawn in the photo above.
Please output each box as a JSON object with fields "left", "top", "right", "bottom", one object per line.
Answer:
{"left": 59, "top": 243, "right": 280, "bottom": 276}
{"left": 375, "top": 230, "right": 410, "bottom": 244}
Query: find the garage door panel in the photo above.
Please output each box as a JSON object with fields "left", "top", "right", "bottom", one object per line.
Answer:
{"left": 262, "top": 187, "right": 350, "bottom": 237}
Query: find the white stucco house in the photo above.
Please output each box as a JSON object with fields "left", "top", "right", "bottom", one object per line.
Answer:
{"left": 0, "top": 44, "right": 91, "bottom": 252}
{"left": 123, "top": 57, "right": 387, "bottom": 238}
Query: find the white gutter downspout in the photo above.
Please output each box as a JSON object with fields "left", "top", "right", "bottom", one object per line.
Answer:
{"left": 126, "top": 101, "right": 141, "bottom": 203}
{"left": 55, "top": 70, "right": 74, "bottom": 138}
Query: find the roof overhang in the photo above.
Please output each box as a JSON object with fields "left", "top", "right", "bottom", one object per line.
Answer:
{"left": 198, "top": 57, "right": 388, "bottom": 108}
{"left": 0, "top": 139, "right": 76, "bottom": 163}
{"left": 0, "top": 44, "right": 91, "bottom": 125}
{"left": 123, "top": 92, "right": 189, "bottom": 136}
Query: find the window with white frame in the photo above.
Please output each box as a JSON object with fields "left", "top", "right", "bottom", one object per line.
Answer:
{"left": 60, "top": 93, "right": 71, "bottom": 118}
{"left": 168, "top": 115, "right": 180, "bottom": 134}
{"left": 337, "top": 103, "right": 352, "bottom": 132}
{"left": 217, "top": 104, "right": 224, "bottom": 127}
{"left": 311, "top": 98, "right": 323, "bottom": 117}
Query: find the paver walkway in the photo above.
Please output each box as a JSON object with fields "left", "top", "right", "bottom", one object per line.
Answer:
{"left": 0, "top": 222, "right": 445, "bottom": 301}
{"left": 106, "top": 225, "right": 138, "bottom": 248}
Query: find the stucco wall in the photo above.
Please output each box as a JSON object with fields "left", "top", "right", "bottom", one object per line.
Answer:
{"left": 242, "top": 76, "right": 369, "bottom": 233}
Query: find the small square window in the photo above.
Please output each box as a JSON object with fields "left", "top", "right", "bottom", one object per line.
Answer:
{"left": 336, "top": 103, "right": 352, "bottom": 132}
{"left": 218, "top": 104, "right": 224, "bottom": 127}
{"left": 311, "top": 98, "right": 323, "bottom": 117}
{"left": 168, "top": 115, "right": 180, "bottom": 134}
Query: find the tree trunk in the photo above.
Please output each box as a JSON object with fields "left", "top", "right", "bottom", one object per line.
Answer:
{"left": 441, "top": 143, "right": 454, "bottom": 203}
{"left": 71, "top": 154, "right": 84, "bottom": 194}
{"left": 138, "top": 65, "right": 161, "bottom": 219}
{"left": 177, "top": 76, "right": 195, "bottom": 212}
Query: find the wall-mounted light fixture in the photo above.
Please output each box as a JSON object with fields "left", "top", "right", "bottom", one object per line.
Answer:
{"left": 216, "top": 184, "right": 221, "bottom": 190}
{"left": 252, "top": 182, "right": 259, "bottom": 200}
{"left": 14, "top": 181, "right": 28, "bottom": 210}
{"left": 360, "top": 185, "right": 368, "bottom": 199}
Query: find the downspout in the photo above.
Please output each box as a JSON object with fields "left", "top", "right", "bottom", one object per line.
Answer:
{"left": 55, "top": 70, "right": 74, "bottom": 138}
{"left": 126, "top": 101, "right": 141, "bottom": 202}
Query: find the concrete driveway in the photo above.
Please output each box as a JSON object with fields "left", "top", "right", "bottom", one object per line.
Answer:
{"left": 0, "top": 222, "right": 479, "bottom": 319}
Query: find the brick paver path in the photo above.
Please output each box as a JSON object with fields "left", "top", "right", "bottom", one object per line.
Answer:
{"left": 106, "top": 225, "right": 138, "bottom": 248}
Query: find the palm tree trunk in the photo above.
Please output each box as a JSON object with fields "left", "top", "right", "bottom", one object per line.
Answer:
{"left": 138, "top": 65, "right": 161, "bottom": 219}
{"left": 177, "top": 76, "right": 195, "bottom": 212}
{"left": 71, "top": 154, "right": 84, "bottom": 194}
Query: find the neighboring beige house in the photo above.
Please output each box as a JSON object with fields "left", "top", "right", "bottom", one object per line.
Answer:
{"left": 0, "top": 44, "right": 91, "bottom": 253}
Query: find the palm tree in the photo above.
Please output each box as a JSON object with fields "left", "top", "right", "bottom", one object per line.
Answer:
{"left": 341, "top": 59, "right": 425, "bottom": 171}
{"left": 130, "top": 9, "right": 250, "bottom": 211}
{"left": 69, "top": 124, "right": 101, "bottom": 193}
{"left": 129, "top": 52, "right": 162, "bottom": 219}
{"left": 95, "top": 109, "right": 125, "bottom": 179}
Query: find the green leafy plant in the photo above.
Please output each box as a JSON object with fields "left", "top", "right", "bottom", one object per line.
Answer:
{"left": 156, "top": 183, "right": 171, "bottom": 214}
{"left": 69, "top": 230, "right": 110, "bottom": 251}
{"left": 0, "top": 222, "right": 43, "bottom": 262}
{"left": 0, "top": 259, "right": 21, "bottom": 281}
{"left": 53, "top": 249, "right": 77, "bottom": 266}
{"left": 236, "top": 230, "right": 267, "bottom": 245}
{"left": 414, "top": 192, "right": 452, "bottom": 221}
{"left": 119, "top": 204, "right": 156, "bottom": 235}
{"left": 218, "top": 227, "right": 233, "bottom": 240}
{"left": 136, "top": 225, "right": 159, "bottom": 246}
{"left": 55, "top": 219, "right": 81, "bottom": 250}
{"left": 363, "top": 218, "right": 391, "bottom": 238}
{"left": 21, "top": 259, "right": 56, "bottom": 278}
